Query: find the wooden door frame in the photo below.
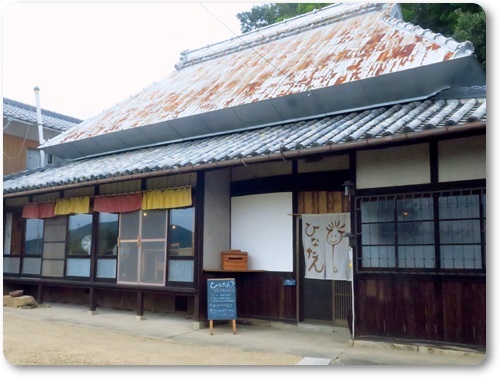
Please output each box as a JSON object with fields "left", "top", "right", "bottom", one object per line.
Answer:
{"left": 296, "top": 190, "right": 351, "bottom": 325}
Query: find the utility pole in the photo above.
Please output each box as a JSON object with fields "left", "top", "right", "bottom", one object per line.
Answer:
{"left": 34, "top": 86, "right": 45, "bottom": 167}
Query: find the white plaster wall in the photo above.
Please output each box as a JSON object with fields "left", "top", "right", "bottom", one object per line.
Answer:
{"left": 231, "top": 192, "right": 293, "bottom": 272}
{"left": 203, "top": 169, "right": 231, "bottom": 270}
{"left": 356, "top": 144, "right": 430, "bottom": 189}
{"left": 438, "top": 135, "right": 486, "bottom": 182}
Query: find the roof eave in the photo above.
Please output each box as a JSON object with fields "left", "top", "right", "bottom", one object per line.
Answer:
{"left": 4, "top": 120, "right": 486, "bottom": 198}
{"left": 41, "top": 55, "right": 486, "bottom": 161}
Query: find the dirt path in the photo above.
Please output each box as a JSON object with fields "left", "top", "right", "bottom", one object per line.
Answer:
{"left": 2, "top": 312, "right": 302, "bottom": 366}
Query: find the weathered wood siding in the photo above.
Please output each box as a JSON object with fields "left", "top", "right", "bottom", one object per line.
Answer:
{"left": 201, "top": 271, "right": 296, "bottom": 322}
{"left": 3, "top": 134, "right": 38, "bottom": 175}
{"left": 297, "top": 191, "right": 349, "bottom": 214}
{"left": 355, "top": 276, "right": 486, "bottom": 346}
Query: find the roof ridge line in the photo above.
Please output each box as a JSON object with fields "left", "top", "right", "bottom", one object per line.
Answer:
{"left": 3, "top": 97, "right": 83, "bottom": 123}
{"left": 174, "top": 2, "right": 383, "bottom": 70}
{"left": 381, "top": 14, "right": 474, "bottom": 57}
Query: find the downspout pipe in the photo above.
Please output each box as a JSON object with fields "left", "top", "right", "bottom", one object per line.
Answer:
{"left": 34, "top": 86, "right": 45, "bottom": 167}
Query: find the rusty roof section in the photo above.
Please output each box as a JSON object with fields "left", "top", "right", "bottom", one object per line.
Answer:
{"left": 42, "top": 2, "right": 480, "bottom": 157}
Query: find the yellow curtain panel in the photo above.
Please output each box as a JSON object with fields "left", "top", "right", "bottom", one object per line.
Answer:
{"left": 54, "top": 196, "right": 90, "bottom": 215}
{"left": 142, "top": 186, "right": 192, "bottom": 210}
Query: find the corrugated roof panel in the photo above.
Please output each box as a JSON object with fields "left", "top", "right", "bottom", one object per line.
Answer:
{"left": 42, "top": 2, "right": 483, "bottom": 158}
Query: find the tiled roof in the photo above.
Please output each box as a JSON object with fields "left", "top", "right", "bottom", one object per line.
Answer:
{"left": 3, "top": 88, "right": 486, "bottom": 195}
{"left": 42, "top": 2, "right": 483, "bottom": 159}
{"left": 3, "top": 98, "right": 82, "bottom": 133}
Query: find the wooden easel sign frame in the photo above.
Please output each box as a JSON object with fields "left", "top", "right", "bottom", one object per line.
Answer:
{"left": 207, "top": 278, "right": 237, "bottom": 335}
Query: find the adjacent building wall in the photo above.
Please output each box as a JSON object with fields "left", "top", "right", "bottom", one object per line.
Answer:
{"left": 3, "top": 134, "right": 39, "bottom": 175}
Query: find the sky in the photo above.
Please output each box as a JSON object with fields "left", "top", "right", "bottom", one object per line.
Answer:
{"left": 1, "top": 1, "right": 257, "bottom": 121}
{"left": 2, "top": 1, "right": 495, "bottom": 122}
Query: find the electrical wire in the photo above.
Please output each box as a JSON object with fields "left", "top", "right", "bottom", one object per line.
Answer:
{"left": 199, "top": 3, "right": 290, "bottom": 78}
{"left": 3, "top": 120, "right": 32, "bottom": 160}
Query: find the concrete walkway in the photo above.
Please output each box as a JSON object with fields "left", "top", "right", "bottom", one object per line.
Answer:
{"left": 2, "top": 302, "right": 486, "bottom": 366}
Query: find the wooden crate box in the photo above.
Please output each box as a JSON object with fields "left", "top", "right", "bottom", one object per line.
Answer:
{"left": 221, "top": 250, "right": 248, "bottom": 271}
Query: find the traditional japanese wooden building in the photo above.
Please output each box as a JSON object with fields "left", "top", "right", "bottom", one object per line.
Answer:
{"left": 3, "top": 3, "right": 486, "bottom": 348}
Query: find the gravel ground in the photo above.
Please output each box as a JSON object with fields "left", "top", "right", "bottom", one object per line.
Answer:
{"left": 2, "top": 304, "right": 487, "bottom": 375}
{"left": 2, "top": 312, "right": 302, "bottom": 366}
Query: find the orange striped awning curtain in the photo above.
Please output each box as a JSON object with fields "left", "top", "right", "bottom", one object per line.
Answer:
{"left": 22, "top": 202, "right": 56, "bottom": 219}
{"left": 54, "top": 196, "right": 90, "bottom": 215}
{"left": 93, "top": 193, "right": 143, "bottom": 213}
{"left": 141, "top": 186, "right": 192, "bottom": 210}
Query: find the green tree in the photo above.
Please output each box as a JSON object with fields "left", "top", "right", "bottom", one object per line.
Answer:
{"left": 237, "top": 3, "right": 278, "bottom": 33}
{"left": 237, "top": 3, "right": 486, "bottom": 70}
{"left": 453, "top": 10, "right": 486, "bottom": 69}
{"left": 401, "top": 3, "right": 486, "bottom": 70}
{"left": 237, "top": 3, "right": 331, "bottom": 33}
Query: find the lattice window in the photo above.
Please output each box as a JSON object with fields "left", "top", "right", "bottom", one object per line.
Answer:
{"left": 356, "top": 188, "right": 486, "bottom": 272}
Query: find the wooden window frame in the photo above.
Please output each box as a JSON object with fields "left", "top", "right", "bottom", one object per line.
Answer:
{"left": 356, "top": 187, "right": 486, "bottom": 274}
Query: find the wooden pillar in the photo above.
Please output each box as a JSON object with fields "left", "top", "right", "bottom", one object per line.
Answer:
{"left": 193, "top": 294, "right": 200, "bottom": 322}
{"left": 37, "top": 284, "right": 43, "bottom": 304}
{"left": 89, "top": 287, "right": 97, "bottom": 312}
{"left": 136, "top": 291, "right": 144, "bottom": 317}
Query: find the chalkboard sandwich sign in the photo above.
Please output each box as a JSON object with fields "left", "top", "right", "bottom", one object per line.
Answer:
{"left": 207, "top": 278, "right": 237, "bottom": 334}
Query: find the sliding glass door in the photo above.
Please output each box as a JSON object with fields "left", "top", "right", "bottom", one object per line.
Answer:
{"left": 117, "top": 210, "right": 167, "bottom": 285}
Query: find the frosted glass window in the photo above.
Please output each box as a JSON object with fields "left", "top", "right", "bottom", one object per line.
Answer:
{"left": 97, "top": 259, "right": 117, "bottom": 279}
{"left": 361, "top": 199, "right": 395, "bottom": 222}
{"left": 440, "top": 220, "right": 481, "bottom": 244}
{"left": 66, "top": 258, "right": 91, "bottom": 277}
{"left": 358, "top": 189, "right": 485, "bottom": 271}
{"left": 398, "top": 246, "right": 435, "bottom": 268}
{"left": 21, "top": 257, "right": 42, "bottom": 275}
{"left": 3, "top": 257, "right": 20, "bottom": 274}
{"left": 362, "top": 223, "right": 395, "bottom": 245}
{"left": 397, "top": 222, "right": 434, "bottom": 244}
{"left": 361, "top": 246, "right": 395, "bottom": 268}
{"left": 439, "top": 195, "right": 480, "bottom": 219}
{"left": 168, "top": 260, "right": 194, "bottom": 282}
{"left": 441, "top": 245, "right": 482, "bottom": 269}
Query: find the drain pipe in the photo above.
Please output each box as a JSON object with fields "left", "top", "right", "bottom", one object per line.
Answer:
{"left": 34, "top": 86, "right": 45, "bottom": 167}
